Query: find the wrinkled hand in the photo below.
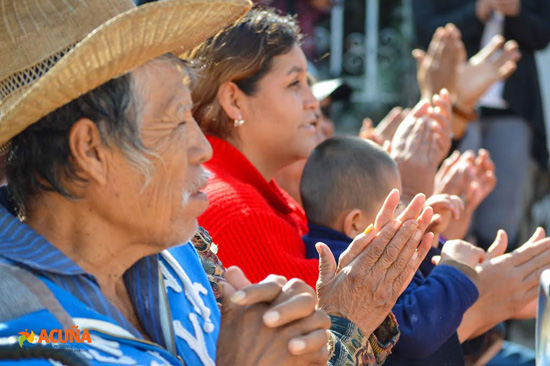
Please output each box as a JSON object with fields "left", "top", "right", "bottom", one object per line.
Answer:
{"left": 432, "top": 239, "right": 486, "bottom": 268}
{"left": 425, "top": 194, "right": 464, "bottom": 242}
{"left": 462, "top": 228, "right": 550, "bottom": 339}
{"left": 391, "top": 91, "right": 452, "bottom": 199}
{"left": 413, "top": 23, "right": 464, "bottom": 99}
{"left": 493, "top": 0, "right": 521, "bottom": 16}
{"left": 316, "top": 190, "right": 434, "bottom": 337}
{"left": 218, "top": 269, "right": 330, "bottom": 366}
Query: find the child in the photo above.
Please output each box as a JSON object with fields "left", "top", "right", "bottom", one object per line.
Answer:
{"left": 301, "top": 136, "right": 482, "bottom": 366}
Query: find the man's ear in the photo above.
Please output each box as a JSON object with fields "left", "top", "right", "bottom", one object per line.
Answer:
{"left": 343, "top": 209, "right": 366, "bottom": 238}
{"left": 217, "top": 81, "right": 245, "bottom": 121}
{"left": 68, "top": 118, "right": 108, "bottom": 187}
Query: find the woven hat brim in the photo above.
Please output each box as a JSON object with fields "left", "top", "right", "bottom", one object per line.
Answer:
{"left": 0, "top": 0, "right": 252, "bottom": 146}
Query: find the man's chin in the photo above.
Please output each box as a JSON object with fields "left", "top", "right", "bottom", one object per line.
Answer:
{"left": 181, "top": 219, "right": 199, "bottom": 244}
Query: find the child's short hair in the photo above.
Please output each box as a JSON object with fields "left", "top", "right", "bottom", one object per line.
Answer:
{"left": 300, "top": 136, "right": 398, "bottom": 227}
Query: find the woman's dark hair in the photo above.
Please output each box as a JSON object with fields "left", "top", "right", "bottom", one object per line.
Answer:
{"left": 188, "top": 7, "right": 302, "bottom": 139}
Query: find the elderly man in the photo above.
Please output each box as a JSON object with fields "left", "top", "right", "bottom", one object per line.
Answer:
{"left": 0, "top": 0, "right": 435, "bottom": 365}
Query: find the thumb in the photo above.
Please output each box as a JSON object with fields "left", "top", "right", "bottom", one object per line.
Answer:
{"left": 225, "top": 266, "right": 252, "bottom": 291}
{"left": 526, "top": 226, "right": 546, "bottom": 244}
{"left": 317, "top": 242, "right": 337, "bottom": 284}
{"left": 412, "top": 48, "right": 427, "bottom": 69}
{"left": 338, "top": 224, "right": 377, "bottom": 270}
{"left": 486, "top": 229, "right": 508, "bottom": 260}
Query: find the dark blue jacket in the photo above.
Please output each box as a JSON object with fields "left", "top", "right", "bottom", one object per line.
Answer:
{"left": 304, "top": 223, "right": 480, "bottom": 365}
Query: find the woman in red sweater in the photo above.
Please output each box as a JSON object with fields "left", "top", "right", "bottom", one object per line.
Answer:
{"left": 189, "top": 8, "right": 431, "bottom": 294}
{"left": 189, "top": 8, "right": 323, "bottom": 288}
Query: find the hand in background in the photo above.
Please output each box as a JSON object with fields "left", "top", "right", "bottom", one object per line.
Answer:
{"left": 435, "top": 149, "right": 497, "bottom": 240}
{"left": 459, "top": 228, "right": 550, "bottom": 341}
{"left": 425, "top": 194, "right": 465, "bottom": 244}
{"left": 413, "top": 24, "right": 464, "bottom": 100}
{"left": 432, "top": 239, "right": 486, "bottom": 268}
{"left": 493, "top": 0, "right": 521, "bottom": 16}
{"left": 359, "top": 107, "right": 410, "bottom": 149}
{"left": 456, "top": 35, "right": 521, "bottom": 111}
{"left": 476, "top": 0, "right": 494, "bottom": 21}
{"left": 391, "top": 90, "right": 452, "bottom": 200}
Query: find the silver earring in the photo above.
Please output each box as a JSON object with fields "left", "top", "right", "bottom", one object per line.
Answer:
{"left": 234, "top": 119, "right": 245, "bottom": 127}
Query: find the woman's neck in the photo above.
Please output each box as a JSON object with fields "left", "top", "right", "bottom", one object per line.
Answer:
{"left": 227, "top": 136, "right": 289, "bottom": 182}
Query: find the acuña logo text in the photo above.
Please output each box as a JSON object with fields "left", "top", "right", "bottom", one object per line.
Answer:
{"left": 17, "top": 326, "right": 92, "bottom": 348}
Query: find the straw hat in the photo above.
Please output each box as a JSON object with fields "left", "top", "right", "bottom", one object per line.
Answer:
{"left": 0, "top": 0, "right": 252, "bottom": 148}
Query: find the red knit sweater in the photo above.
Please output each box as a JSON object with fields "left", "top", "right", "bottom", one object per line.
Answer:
{"left": 199, "top": 136, "right": 320, "bottom": 288}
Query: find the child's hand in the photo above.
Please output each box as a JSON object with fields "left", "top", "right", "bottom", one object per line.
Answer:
{"left": 425, "top": 194, "right": 464, "bottom": 241}
{"left": 432, "top": 239, "right": 486, "bottom": 269}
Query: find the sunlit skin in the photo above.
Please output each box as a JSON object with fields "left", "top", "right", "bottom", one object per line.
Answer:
{"left": 225, "top": 43, "right": 320, "bottom": 181}
{"left": 23, "top": 58, "right": 212, "bottom": 337}
{"left": 335, "top": 168, "right": 403, "bottom": 239}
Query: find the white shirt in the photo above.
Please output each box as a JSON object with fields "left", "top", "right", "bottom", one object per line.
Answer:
{"left": 478, "top": 11, "right": 508, "bottom": 109}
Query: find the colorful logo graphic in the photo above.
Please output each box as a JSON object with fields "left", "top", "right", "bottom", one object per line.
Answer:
{"left": 18, "top": 330, "right": 35, "bottom": 347}
{"left": 17, "top": 327, "right": 91, "bottom": 348}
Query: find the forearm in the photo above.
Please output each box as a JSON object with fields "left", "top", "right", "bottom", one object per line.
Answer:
{"left": 392, "top": 265, "right": 478, "bottom": 357}
{"left": 458, "top": 301, "right": 496, "bottom": 342}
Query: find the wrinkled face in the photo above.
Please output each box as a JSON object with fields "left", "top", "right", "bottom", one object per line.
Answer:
{"left": 104, "top": 59, "right": 212, "bottom": 247}
{"left": 238, "top": 43, "right": 320, "bottom": 169}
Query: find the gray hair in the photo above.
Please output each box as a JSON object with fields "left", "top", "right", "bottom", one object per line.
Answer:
{"left": 4, "top": 54, "right": 191, "bottom": 217}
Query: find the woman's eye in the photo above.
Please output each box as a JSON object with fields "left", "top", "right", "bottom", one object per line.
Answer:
{"left": 289, "top": 80, "right": 300, "bottom": 88}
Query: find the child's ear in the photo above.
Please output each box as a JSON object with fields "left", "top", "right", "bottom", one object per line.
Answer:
{"left": 343, "top": 209, "right": 367, "bottom": 238}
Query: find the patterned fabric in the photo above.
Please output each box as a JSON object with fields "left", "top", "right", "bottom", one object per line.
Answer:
{"left": 192, "top": 226, "right": 226, "bottom": 310}
{"left": 192, "top": 226, "right": 400, "bottom": 366}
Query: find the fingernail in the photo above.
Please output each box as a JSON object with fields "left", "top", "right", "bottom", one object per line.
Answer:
{"left": 230, "top": 291, "right": 246, "bottom": 304}
{"left": 289, "top": 339, "right": 306, "bottom": 353}
{"left": 414, "top": 229, "right": 423, "bottom": 241}
{"left": 263, "top": 311, "right": 280, "bottom": 326}
{"left": 364, "top": 224, "right": 374, "bottom": 235}
{"left": 315, "top": 243, "right": 322, "bottom": 255}
{"left": 392, "top": 220, "right": 401, "bottom": 230}
{"left": 412, "top": 251, "right": 419, "bottom": 261}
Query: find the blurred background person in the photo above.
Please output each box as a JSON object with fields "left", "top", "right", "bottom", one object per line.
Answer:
{"left": 412, "top": 0, "right": 550, "bottom": 251}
